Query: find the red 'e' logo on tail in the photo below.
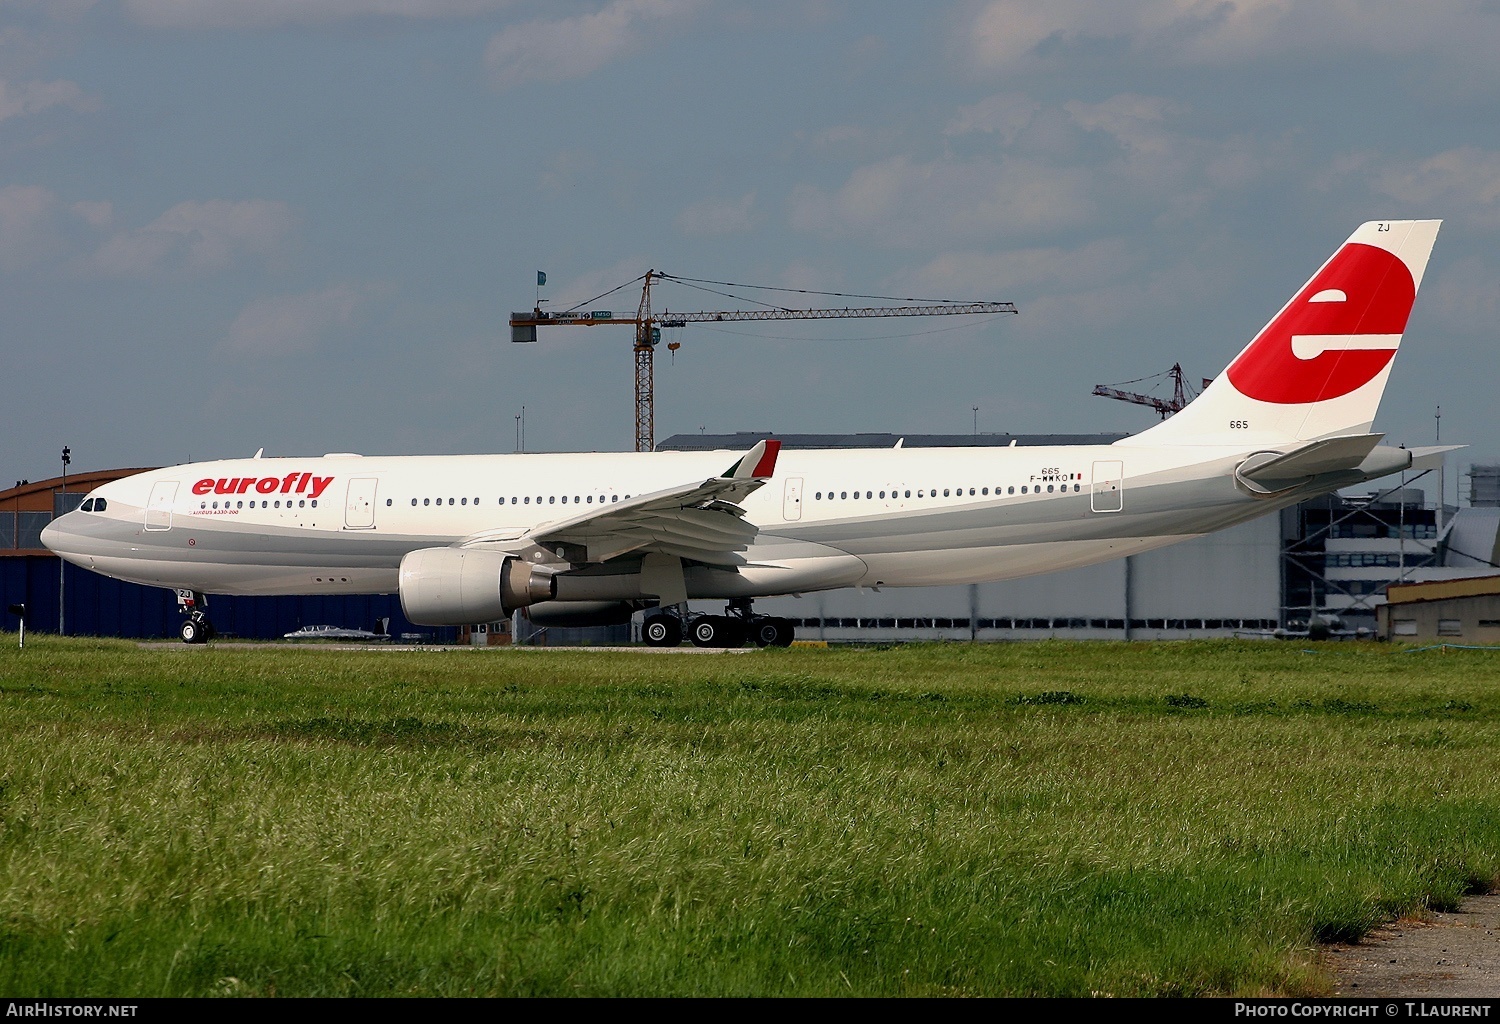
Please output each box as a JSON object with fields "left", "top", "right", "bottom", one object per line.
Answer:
{"left": 1226, "top": 242, "right": 1416, "bottom": 405}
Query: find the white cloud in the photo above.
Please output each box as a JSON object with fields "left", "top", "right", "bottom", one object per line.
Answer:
{"left": 222, "top": 283, "right": 375, "bottom": 356}
{"left": 675, "top": 192, "right": 757, "bottom": 236}
{"left": 1429, "top": 256, "right": 1500, "bottom": 336}
{"left": 0, "top": 182, "right": 58, "bottom": 270}
{"left": 0, "top": 78, "right": 97, "bottom": 122}
{"left": 906, "top": 238, "right": 1136, "bottom": 300}
{"left": 69, "top": 199, "right": 111, "bottom": 230}
{"left": 91, "top": 198, "right": 295, "bottom": 277}
{"left": 964, "top": 0, "right": 1500, "bottom": 71}
{"left": 945, "top": 93, "right": 1040, "bottom": 143}
{"left": 484, "top": 0, "right": 698, "bottom": 89}
{"left": 122, "top": 0, "right": 514, "bottom": 30}
{"left": 789, "top": 154, "right": 1096, "bottom": 248}
{"left": 1372, "top": 147, "right": 1500, "bottom": 228}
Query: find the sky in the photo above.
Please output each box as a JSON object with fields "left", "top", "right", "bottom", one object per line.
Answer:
{"left": 3, "top": 0, "right": 1498, "bottom": 506}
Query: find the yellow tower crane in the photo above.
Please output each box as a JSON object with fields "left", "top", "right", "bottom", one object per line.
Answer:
{"left": 510, "top": 270, "right": 1018, "bottom": 452}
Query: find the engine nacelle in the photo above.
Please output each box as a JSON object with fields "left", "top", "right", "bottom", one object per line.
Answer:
{"left": 525, "top": 601, "right": 637, "bottom": 627}
{"left": 398, "top": 548, "right": 554, "bottom": 626}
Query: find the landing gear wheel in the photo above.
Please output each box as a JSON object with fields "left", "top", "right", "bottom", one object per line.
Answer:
{"left": 690, "top": 615, "right": 726, "bottom": 648}
{"left": 750, "top": 617, "right": 794, "bottom": 648}
{"left": 719, "top": 618, "right": 747, "bottom": 648}
{"left": 642, "top": 614, "right": 682, "bottom": 648}
{"left": 179, "top": 617, "right": 212, "bottom": 644}
{"left": 691, "top": 615, "right": 747, "bottom": 648}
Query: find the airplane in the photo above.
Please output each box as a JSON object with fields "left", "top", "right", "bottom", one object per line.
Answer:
{"left": 43, "top": 220, "right": 1457, "bottom": 647}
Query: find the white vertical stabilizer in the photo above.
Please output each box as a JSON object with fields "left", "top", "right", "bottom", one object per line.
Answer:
{"left": 1123, "top": 220, "right": 1440, "bottom": 448}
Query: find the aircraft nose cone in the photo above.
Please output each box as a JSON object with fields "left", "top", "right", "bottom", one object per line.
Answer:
{"left": 41, "top": 513, "right": 81, "bottom": 558}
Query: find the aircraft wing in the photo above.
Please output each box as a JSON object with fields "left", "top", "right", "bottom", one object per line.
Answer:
{"left": 462, "top": 439, "right": 781, "bottom": 566}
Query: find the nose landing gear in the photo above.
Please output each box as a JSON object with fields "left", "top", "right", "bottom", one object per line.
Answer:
{"left": 641, "top": 599, "right": 794, "bottom": 649}
{"left": 175, "top": 589, "right": 215, "bottom": 644}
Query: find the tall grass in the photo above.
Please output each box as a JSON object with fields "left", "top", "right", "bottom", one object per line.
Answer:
{"left": 1, "top": 636, "right": 1497, "bottom": 995}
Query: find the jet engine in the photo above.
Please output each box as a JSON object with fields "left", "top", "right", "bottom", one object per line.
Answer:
{"left": 524, "top": 601, "right": 638, "bottom": 627}
{"left": 398, "top": 548, "right": 554, "bottom": 626}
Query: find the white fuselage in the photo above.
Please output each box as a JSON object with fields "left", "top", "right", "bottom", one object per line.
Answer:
{"left": 42, "top": 442, "right": 1296, "bottom": 600}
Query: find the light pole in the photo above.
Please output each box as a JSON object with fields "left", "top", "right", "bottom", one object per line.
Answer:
{"left": 973, "top": 406, "right": 979, "bottom": 435}
{"left": 59, "top": 445, "right": 69, "bottom": 635}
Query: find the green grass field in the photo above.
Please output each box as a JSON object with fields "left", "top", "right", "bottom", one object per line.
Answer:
{"left": 1, "top": 635, "right": 1498, "bottom": 997}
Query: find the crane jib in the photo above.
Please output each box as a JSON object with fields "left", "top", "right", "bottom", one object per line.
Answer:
{"left": 507, "top": 270, "right": 1018, "bottom": 452}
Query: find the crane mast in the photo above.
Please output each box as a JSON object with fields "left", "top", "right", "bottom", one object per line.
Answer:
{"left": 511, "top": 270, "right": 1017, "bottom": 452}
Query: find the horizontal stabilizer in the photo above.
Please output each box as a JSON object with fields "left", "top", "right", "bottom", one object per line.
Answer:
{"left": 1407, "top": 445, "right": 1466, "bottom": 471}
{"left": 1237, "top": 433, "right": 1384, "bottom": 487}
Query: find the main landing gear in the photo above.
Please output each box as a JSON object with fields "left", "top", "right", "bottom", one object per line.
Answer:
{"left": 175, "top": 589, "right": 216, "bottom": 644}
{"left": 642, "top": 598, "right": 794, "bottom": 649}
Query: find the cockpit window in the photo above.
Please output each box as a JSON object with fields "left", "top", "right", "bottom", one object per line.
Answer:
{"left": 80, "top": 496, "right": 106, "bottom": 512}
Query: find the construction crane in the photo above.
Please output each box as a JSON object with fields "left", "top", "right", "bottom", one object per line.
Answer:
{"left": 1092, "top": 362, "right": 1199, "bottom": 420}
{"left": 510, "top": 270, "right": 1017, "bottom": 452}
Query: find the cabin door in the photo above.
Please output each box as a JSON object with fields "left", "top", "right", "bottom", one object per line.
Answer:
{"left": 783, "top": 477, "right": 804, "bottom": 521}
{"left": 345, "top": 478, "right": 378, "bottom": 529}
{"left": 144, "top": 481, "right": 178, "bottom": 531}
{"left": 1090, "top": 461, "right": 1124, "bottom": 513}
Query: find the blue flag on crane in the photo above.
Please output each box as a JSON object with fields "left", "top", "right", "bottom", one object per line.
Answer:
{"left": 536, "top": 271, "right": 547, "bottom": 286}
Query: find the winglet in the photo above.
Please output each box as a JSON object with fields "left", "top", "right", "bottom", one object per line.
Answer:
{"left": 723, "top": 439, "right": 781, "bottom": 480}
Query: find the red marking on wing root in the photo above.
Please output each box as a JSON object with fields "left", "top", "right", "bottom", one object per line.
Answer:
{"left": 751, "top": 440, "right": 782, "bottom": 478}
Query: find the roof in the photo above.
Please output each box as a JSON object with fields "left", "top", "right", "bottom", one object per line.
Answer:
{"left": 658, "top": 431, "right": 1129, "bottom": 451}
{"left": 1384, "top": 574, "right": 1500, "bottom": 606}
{"left": 0, "top": 469, "right": 157, "bottom": 513}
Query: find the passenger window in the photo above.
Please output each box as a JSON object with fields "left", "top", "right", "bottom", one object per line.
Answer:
{"left": 424, "top": 498, "right": 430, "bottom": 506}
{"left": 461, "top": 497, "right": 467, "bottom": 505}
{"left": 1008, "top": 486, "right": 1014, "bottom": 494}
{"left": 1074, "top": 484, "right": 1081, "bottom": 492}
{"left": 562, "top": 495, "right": 568, "bottom": 504}
{"left": 524, "top": 497, "right": 530, "bottom": 504}
{"left": 411, "top": 499, "right": 417, "bottom": 506}
{"left": 943, "top": 489, "right": 949, "bottom": 497}
{"left": 1021, "top": 487, "right": 1027, "bottom": 494}
{"left": 905, "top": 490, "right": 911, "bottom": 498}
{"left": 299, "top": 500, "right": 306, "bottom": 507}
{"left": 587, "top": 495, "right": 593, "bottom": 503}
{"left": 310, "top": 500, "right": 317, "bottom": 508}
{"left": 549, "top": 496, "right": 555, "bottom": 504}
{"left": 879, "top": 490, "right": 885, "bottom": 498}
{"left": 1047, "top": 485, "right": 1054, "bottom": 493}
{"left": 612, "top": 495, "right": 619, "bottom": 502}
{"left": 448, "top": 498, "right": 455, "bottom": 505}
{"left": 386, "top": 499, "right": 392, "bottom": 506}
